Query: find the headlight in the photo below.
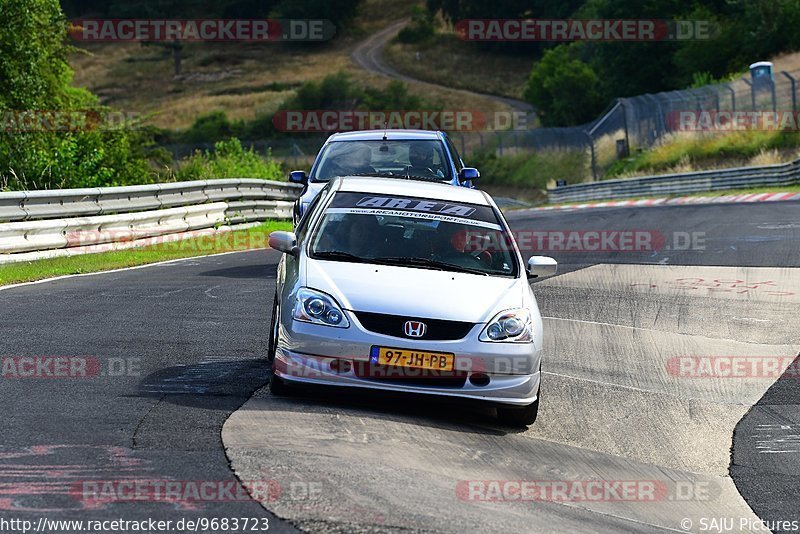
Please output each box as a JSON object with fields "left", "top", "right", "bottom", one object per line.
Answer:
{"left": 292, "top": 288, "right": 350, "bottom": 328}
{"left": 479, "top": 309, "right": 533, "bottom": 342}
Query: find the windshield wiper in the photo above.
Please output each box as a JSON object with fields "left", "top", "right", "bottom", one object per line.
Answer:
{"left": 347, "top": 172, "right": 446, "bottom": 182}
{"left": 400, "top": 172, "right": 448, "bottom": 182}
{"left": 348, "top": 172, "right": 398, "bottom": 178}
{"left": 313, "top": 250, "right": 368, "bottom": 263}
{"left": 371, "top": 256, "right": 489, "bottom": 276}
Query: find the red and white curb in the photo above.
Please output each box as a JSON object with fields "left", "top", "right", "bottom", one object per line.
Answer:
{"left": 523, "top": 191, "right": 800, "bottom": 213}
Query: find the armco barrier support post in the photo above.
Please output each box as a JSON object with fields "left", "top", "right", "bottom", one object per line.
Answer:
{"left": 782, "top": 71, "right": 797, "bottom": 113}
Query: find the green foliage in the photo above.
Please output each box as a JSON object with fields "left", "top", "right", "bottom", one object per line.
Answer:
{"left": 181, "top": 111, "right": 237, "bottom": 144}
{"left": 175, "top": 72, "right": 434, "bottom": 141}
{"left": 0, "top": 0, "right": 168, "bottom": 190}
{"left": 173, "top": 138, "right": 283, "bottom": 181}
{"left": 428, "top": 0, "right": 800, "bottom": 126}
{"left": 397, "top": 6, "right": 436, "bottom": 44}
{"left": 524, "top": 45, "right": 604, "bottom": 126}
{"left": 0, "top": 0, "right": 89, "bottom": 109}
{"left": 1, "top": 125, "right": 168, "bottom": 190}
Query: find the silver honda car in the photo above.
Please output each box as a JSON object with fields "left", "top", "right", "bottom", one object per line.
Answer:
{"left": 267, "top": 176, "right": 557, "bottom": 426}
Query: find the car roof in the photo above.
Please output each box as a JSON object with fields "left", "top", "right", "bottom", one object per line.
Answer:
{"left": 327, "top": 129, "right": 443, "bottom": 142}
{"left": 332, "top": 176, "right": 491, "bottom": 205}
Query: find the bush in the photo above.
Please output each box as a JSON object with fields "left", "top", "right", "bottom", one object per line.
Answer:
{"left": 208, "top": 73, "right": 433, "bottom": 140}
{"left": 172, "top": 138, "right": 283, "bottom": 181}
{"left": 523, "top": 45, "right": 605, "bottom": 127}
{"left": 0, "top": 0, "right": 167, "bottom": 190}
{"left": 397, "top": 7, "right": 436, "bottom": 44}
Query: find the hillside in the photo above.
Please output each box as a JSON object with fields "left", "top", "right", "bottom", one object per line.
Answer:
{"left": 68, "top": 0, "right": 515, "bottom": 132}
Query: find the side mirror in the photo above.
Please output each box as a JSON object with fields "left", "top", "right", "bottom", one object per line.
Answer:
{"left": 269, "top": 231, "right": 300, "bottom": 256}
{"left": 289, "top": 170, "right": 308, "bottom": 184}
{"left": 458, "top": 167, "right": 479, "bottom": 183}
{"left": 526, "top": 256, "right": 557, "bottom": 279}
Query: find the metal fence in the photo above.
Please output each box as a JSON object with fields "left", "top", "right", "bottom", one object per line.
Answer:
{"left": 452, "top": 68, "right": 800, "bottom": 181}
{"left": 165, "top": 68, "right": 800, "bottom": 183}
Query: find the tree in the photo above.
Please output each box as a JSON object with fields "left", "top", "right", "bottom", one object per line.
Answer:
{"left": 0, "top": 0, "right": 94, "bottom": 109}
{"left": 524, "top": 44, "right": 604, "bottom": 126}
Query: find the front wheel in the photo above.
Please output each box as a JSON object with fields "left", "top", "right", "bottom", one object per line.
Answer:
{"left": 497, "top": 397, "right": 540, "bottom": 427}
{"left": 267, "top": 293, "right": 278, "bottom": 363}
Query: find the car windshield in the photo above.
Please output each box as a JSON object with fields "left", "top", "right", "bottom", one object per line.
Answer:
{"left": 309, "top": 191, "right": 518, "bottom": 277}
{"left": 310, "top": 140, "right": 452, "bottom": 182}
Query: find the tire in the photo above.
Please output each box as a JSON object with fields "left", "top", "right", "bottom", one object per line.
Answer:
{"left": 267, "top": 293, "right": 278, "bottom": 363}
{"left": 269, "top": 374, "right": 294, "bottom": 396}
{"left": 497, "top": 397, "right": 539, "bottom": 427}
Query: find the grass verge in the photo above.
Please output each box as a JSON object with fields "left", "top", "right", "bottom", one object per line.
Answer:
{"left": 0, "top": 220, "right": 292, "bottom": 286}
{"left": 472, "top": 149, "right": 589, "bottom": 189}
{"left": 606, "top": 130, "right": 800, "bottom": 178}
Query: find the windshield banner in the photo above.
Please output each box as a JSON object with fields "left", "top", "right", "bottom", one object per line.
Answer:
{"left": 326, "top": 192, "right": 502, "bottom": 229}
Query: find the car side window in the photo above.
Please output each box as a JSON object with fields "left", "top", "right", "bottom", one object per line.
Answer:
{"left": 296, "top": 188, "right": 327, "bottom": 241}
{"left": 445, "top": 137, "right": 464, "bottom": 172}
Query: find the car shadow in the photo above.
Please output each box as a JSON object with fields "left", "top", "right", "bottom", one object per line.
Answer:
{"left": 130, "top": 359, "right": 527, "bottom": 435}
{"left": 263, "top": 373, "right": 530, "bottom": 436}
{"left": 131, "top": 359, "right": 269, "bottom": 405}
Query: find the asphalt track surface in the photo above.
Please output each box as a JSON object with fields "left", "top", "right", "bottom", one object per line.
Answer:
{"left": 1, "top": 200, "right": 798, "bottom": 532}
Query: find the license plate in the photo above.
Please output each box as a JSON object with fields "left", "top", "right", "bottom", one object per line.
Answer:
{"left": 370, "top": 346, "right": 455, "bottom": 371}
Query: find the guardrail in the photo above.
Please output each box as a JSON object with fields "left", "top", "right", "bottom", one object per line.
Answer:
{"left": 547, "top": 159, "right": 800, "bottom": 203}
{"left": 0, "top": 179, "right": 301, "bottom": 259}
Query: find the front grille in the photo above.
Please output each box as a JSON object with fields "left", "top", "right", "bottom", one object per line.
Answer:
{"left": 353, "top": 311, "right": 474, "bottom": 341}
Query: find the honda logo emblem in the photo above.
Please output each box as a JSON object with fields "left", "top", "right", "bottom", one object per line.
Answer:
{"left": 403, "top": 320, "right": 427, "bottom": 338}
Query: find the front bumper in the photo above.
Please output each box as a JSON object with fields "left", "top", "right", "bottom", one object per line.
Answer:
{"left": 273, "top": 314, "right": 542, "bottom": 406}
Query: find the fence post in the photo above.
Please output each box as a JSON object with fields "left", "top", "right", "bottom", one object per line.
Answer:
{"left": 743, "top": 79, "right": 755, "bottom": 110}
{"left": 770, "top": 79, "right": 777, "bottom": 112}
{"left": 647, "top": 94, "right": 665, "bottom": 142}
{"left": 724, "top": 83, "right": 736, "bottom": 112}
{"left": 584, "top": 130, "right": 597, "bottom": 182}
{"left": 710, "top": 87, "right": 720, "bottom": 112}
{"left": 620, "top": 99, "right": 631, "bottom": 153}
{"left": 782, "top": 71, "right": 797, "bottom": 113}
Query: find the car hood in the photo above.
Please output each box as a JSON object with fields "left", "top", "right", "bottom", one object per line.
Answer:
{"left": 304, "top": 259, "right": 523, "bottom": 322}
